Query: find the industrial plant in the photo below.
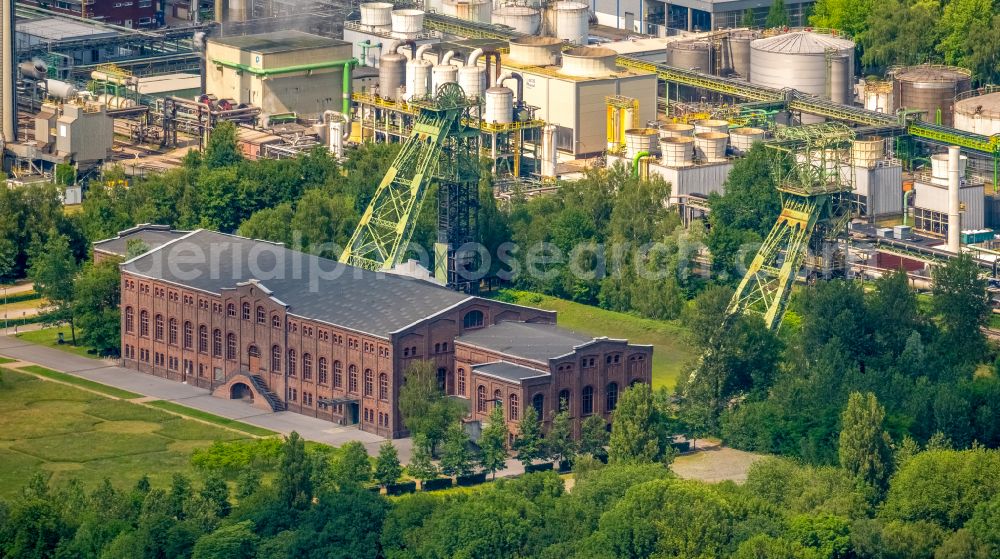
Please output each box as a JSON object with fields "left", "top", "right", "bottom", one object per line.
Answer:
{"left": 2, "top": 0, "right": 1000, "bottom": 424}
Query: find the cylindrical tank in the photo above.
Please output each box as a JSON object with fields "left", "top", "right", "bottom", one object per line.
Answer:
{"left": 954, "top": 89, "right": 1000, "bottom": 137}
{"left": 45, "top": 79, "right": 78, "bottom": 99}
{"left": 443, "top": 0, "right": 491, "bottom": 23}
{"left": 624, "top": 128, "right": 658, "bottom": 159}
{"left": 830, "top": 54, "right": 851, "bottom": 104}
{"left": 432, "top": 64, "right": 459, "bottom": 94}
{"left": 864, "top": 79, "right": 893, "bottom": 113}
{"left": 484, "top": 86, "right": 514, "bottom": 123}
{"left": 660, "top": 137, "right": 694, "bottom": 166}
{"left": 750, "top": 31, "right": 855, "bottom": 101}
{"left": 507, "top": 36, "right": 562, "bottom": 66}
{"left": 930, "top": 152, "right": 967, "bottom": 183}
{"left": 891, "top": 65, "right": 972, "bottom": 127}
{"left": 97, "top": 94, "right": 137, "bottom": 109}
{"left": 693, "top": 119, "right": 728, "bottom": 135}
{"left": 493, "top": 6, "right": 541, "bottom": 35}
{"left": 668, "top": 41, "right": 712, "bottom": 73}
{"left": 559, "top": 47, "right": 619, "bottom": 78}
{"left": 390, "top": 9, "right": 424, "bottom": 38}
{"left": 729, "top": 127, "right": 765, "bottom": 155}
{"left": 726, "top": 30, "right": 758, "bottom": 79}
{"left": 458, "top": 65, "right": 487, "bottom": 100}
{"left": 851, "top": 138, "right": 884, "bottom": 169}
{"left": 379, "top": 53, "right": 406, "bottom": 100}
{"left": 552, "top": 1, "right": 589, "bottom": 45}
{"left": 658, "top": 123, "right": 694, "bottom": 139}
{"left": 541, "top": 124, "right": 557, "bottom": 177}
{"left": 360, "top": 2, "right": 392, "bottom": 27}
{"left": 405, "top": 58, "right": 432, "bottom": 101}
{"left": 19, "top": 60, "right": 47, "bottom": 80}
{"left": 695, "top": 132, "right": 728, "bottom": 161}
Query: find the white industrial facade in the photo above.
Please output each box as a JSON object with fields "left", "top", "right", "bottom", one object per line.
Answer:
{"left": 589, "top": 0, "right": 814, "bottom": 34}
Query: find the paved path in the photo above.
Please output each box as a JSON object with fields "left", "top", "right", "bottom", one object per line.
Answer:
{"left": 0, "top": 334, "right": 529, "bottom": 476}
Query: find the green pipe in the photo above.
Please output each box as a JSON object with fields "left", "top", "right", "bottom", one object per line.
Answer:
{"left": 902, "top": 189, "right": 914, "bottom": 225}
{"left": 632, "top": 151, "right": 651, "bottom": 178}
{"left": 342, "top": 61, "right": 353, "bottom": 117}
{"left": 356, "top": 41, "right": 381, "bottom": 67}
{"left": 212, "top": 57, "right": 357, "bottom": 118}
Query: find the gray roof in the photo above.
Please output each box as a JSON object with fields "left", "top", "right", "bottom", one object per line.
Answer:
{"left": 17, "top": 18, "right": 119, "bottom": 41}
{"left": 93, "top": 224, "right": 190, "bottom": 258}
{"left": 473, "top": 361, "right": 549, "bottom": 384}
{"left": 456, "top": 321, "right": 595, "bottom": 362}
{"left": 211, "top": 30, "right": 348, "bottom": 54}
{"left": 122, "top": 230, "right": 472, "bottom": 337}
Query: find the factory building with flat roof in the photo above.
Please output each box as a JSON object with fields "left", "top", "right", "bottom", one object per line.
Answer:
{"left": 118, "top": 230, "right": 652, "bottom": 439}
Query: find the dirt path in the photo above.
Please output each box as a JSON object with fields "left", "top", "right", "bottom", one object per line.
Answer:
{"left": 670, "top": 440, "right": 766, "bottom": 483}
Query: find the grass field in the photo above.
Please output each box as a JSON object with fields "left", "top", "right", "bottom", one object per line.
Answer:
{"left": 0, "top": 357, "right": 14, "bottom": 364}
{"left": 0, "top": 298, "right": 47, "bottom": 314}
{"left": 147, "top": 400, "right": 277, "bottom": 437}
{"left": 498, "top": 291, "right": 696, "bottom": 389}
{"left": 0, "top": 368, "right": 248, "bottom": 498}
{"left": 19, "top": 365, "right": 142, "bottom": 399}
{"left": 16, "top": 326, "right": 100, "bottom": 359}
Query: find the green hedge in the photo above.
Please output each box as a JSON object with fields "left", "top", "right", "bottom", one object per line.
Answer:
{"left": 1, "top": 291, "right": 41, "bottom": 305}
{"left": 2, "top": 312, "right": 54, "bottom": 328}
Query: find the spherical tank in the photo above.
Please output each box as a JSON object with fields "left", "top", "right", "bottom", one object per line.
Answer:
{"left": 954, "top": 90, "right": 1000, "bottom": 137}
{"left": 725, "top": 30, "right": 758, "bottom": 80}
{"left": 891, "top": 65, "right": 972, "bottom": 127}
{"left": 458, "top": 65, "right": 486, "bottom": 100}
{"left": 359, "top": 2, "right": 392, "bottom": 27}
{"left": 552, "top": 1, "right": 589, "bottom": 45}
{"left": 484, "top": 87, "right": 514, "bottom": 124}
{"left": 750, "top": 31, "right": 855, "bottom": 100}
{"left": 432, "top": 64, "right": 458, "bottom": 94}
{"left": 379, "top": 53, "right": 406, "bottom": 100}
{"left": 507, "top": 36, "right": 562, "bottom": 66}
{"left": 668, "top": 41, "right": 712, "bottom": 73}
{"left": 405, "top": 58, "right": 432, "bottom": 100}
{"left": 492, "top": 6, "right": 541, "bottom": 35}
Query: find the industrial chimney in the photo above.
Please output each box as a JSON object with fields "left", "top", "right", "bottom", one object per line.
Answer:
{"left": 2, "top": 0, "right": 15, "bottom": 143}
{"left": 947, "top": 145, "right": 961, "bottom": 253}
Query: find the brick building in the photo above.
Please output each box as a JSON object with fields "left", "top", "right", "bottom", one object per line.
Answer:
{"left": 93, "top": 224, "right": 190, "bottom": 263}
{"left": 119, "top": 229, "right": 653, "bottom": 439}
{"left": 19, "top": 0, "right": 160, "bottom": 27}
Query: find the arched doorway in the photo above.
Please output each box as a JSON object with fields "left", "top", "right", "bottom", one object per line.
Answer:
{"left": 230, "top": 382, "right": 254, "bottom": 402}
{"left": 248, "top": 344, "right": 260, "bottom": 372}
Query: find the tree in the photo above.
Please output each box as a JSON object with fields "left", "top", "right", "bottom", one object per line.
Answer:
{"left": 439, "top": 423, "right": 474, "bottom": 477}
{"left": 546, "top": 409, "right": 577, "bottom": 465}
{"left": 478, "top": 404, "right": 509, "bottom": 479}
{"left": 397, "top": 360, "right": 465, "bottom": 456}
{"left": 200, "top": 473, "right": 231, "bottom": 519}
{"left": 514, "top": 405, "right": 544, "bottom": 467}
{"left": 277, "top": 432, "right": 313, "bottom": 511}
{"left": 741, "top": 8, "right": 756, "bottom": 27}
{"left": 580, "top": 414, "right": 610, "bottom": 460}
{"left": 931, "top": 254, "right": 990, "bottom": 366}
{"left": 30, "top": 230, "right": 79, "bottom": 343}
{"left": 407, "top": 435, "right": 439, "bottom": 482}
{"left": 839, "top": 392, "right": 893, "bottom": 494}
{"left": 203, "top": 121, "right": 242, "bottom": 169}
{"left": 332, "top": 441, "right": 372, "bottom": 487}
{"left": 808, "top": 0, "right": 873, "bottom": 37}
{"left": 73, "top": 259, "right": 121, "bottom": 356}
{"left": 765, "top": 0, "right": 789, "bottom": 27}
{"left": 609, "top": 383, "right": 670, "bottom": 464}
{"left": 374, "top": 442, "right": 403, "bottom": 489}
{"left": 936, "top": 0, "right": 993, "bottom": 68}
{"left": 125, "top": 239, "right": 150, "bottom": 259}
{"left": 191, "top": 521, "right": 258, "bottom": 559}
{"left": 858, "top": 0, "right": 942, "bottom": 69}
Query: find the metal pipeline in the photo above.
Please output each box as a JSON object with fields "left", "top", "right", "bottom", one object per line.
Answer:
{"left": 322, "top": 110, "right": 352, "bottom": 140}
{"left": 947, "top": 145, "right": 961, "bottom": 253}
{"left": 902, "top": 188, "right": 914, "bottom": 225}
{"left": 483, "top": 51, "right": 501, "bottom": 88}
{"left": 396, "top": 40, "right": 417, "bottom": 59}
{"left": 632, "top": 151, "right": 651, "bottom": 178}
{"left": 467, "top": 48, "right": 484, "bottom": 67}
{"left": 357, "top": 40, "right": 382, "bottom": 66}
{"left": 496, "top": 71, "right": 523, "bottom": 107}
{"left": 415, "top": 43, "right": 433, "bottom": 61}
{"left": 440, "top": 50, "right": 457, "bottom": 66}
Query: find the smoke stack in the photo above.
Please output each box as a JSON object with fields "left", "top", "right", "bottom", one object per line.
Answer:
{"left": 947, "top": 145, "right": 961, "bottom": 253}
{"left": 2, "top": 0, "right": 15, "bottom": 143}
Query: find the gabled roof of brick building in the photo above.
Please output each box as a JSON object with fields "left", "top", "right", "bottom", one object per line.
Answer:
{"left": 93, "top": 224, "right": 190, "bottom": 258}
{"left": 456, "top": 321, "right": 599, "bottom": 363}
{"left": 121, "top": 229, "right": 472, "bottom": 337}
{"left": 473, "top": 361, "right": 550, "bottom": 383}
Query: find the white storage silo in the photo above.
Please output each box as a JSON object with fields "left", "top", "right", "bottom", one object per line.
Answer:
{"left": 360, "top": 2, "right": 392, "bottom": 28}
{"left": 658, "top": 123, "right": 694, "bottom": 139}
{"left": 954, "top": 90, "right": 1000, "bottom": 137}
{"left": 725, "top": 30, "right": 758, "bottom": 80}
{"left": 552, "top": 2, "right": 589, "bottom": 45}
{"left": 405, "top": 57, "right": 432, "bottom": 100}
{"left": 695, "top": 132, "right": 728, "bottom": 161}
{"left": 432, "top": 52, "right": 459, "bottom": 95}
{"left": 379, "top": 53, "right": 406, "bottom": 100}
{"left": 851, "top": 138, "right": 885, "bottom": 169}
{"left": 660, "top": 137, "right": 694, "bottom": 166}
{"left": 750, "top": 31, "right": 855, "bottom": 102}
{"left": 693, "top": 119, "right": 729, "bottom": 135}
{"left": 559, "top": 47, "right": 619, "bottom": 78}
{"left": 443, "top": 0, "right": 491, "bottom": 23}
{"left": 484, "top": 86, "right": 514, "bottom": 123}
{"left": 391, "top": 9, "right": 425, "bottom": 39}
{"left": 863, "top": 79, "right": 893, "bottom": 113}
{"left": 493, "top": 6, "right": 541, "bottom": 34}
{"left": 729, "top": 127, "right": 765, "bottom": 155}
{"left": 624, "top": 128, "right": 658, "bottom": 159}
{"left": 507, "top": 36, "right": 562, "bottom": 66}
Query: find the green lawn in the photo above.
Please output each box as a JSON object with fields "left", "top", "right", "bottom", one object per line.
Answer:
{"left": 147, "top": 400, "right": 277, "bottom": 437}
{"left": 16, "top": 326, "right": 100, "bottom": 359}
{"left": 19, "top": 365, "right": 143, "bottom": 399}
{"left": 497, "top": 291, "right": 696, "bottom": 389}
{"left": 0, "top": 357, "right": 14, "bottom": 364}
{"left": 0, "top": 368, "right": 248, "bottom": 497}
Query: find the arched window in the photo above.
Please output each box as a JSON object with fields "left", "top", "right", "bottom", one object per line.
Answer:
{"left": 199, "top": 325, "right": 208, "bottom": 353}
{"left": 249, "top": 344, "right": 260, "bottom": 360}
{"left": 348, "top": 365, "right": 358, "bottom": 393}
{"left": 288, "top": 349, "right": 297, "bottom": 377}
{"left": 582, "top": 385, "right": 594, "bottom": 415}
{"left": 140, "top": 310, "right": 149, "bottom": 337}
{"left": 558, "top": 389, "right": 570, "bottom": 414}
{"left": 532, "top": 393, "right": 544, "bottom": 420}
{"left": 302, "top": 353, "right": 313, "bottom": 380}
{"left": 183, "top": 321, "right": 193, "bottom": 349}
{"left": 334, "top": 361, "right": 343, "bottom": 388}
{"left": 168, "top": 318, "right": 177, "bottom": 345}
{"left": 364, "top": 369, "right": 374, "bottom": 396}
{"left": 271, "top": 345, "right": 281, "bottom": 371}
{"left": 256, "top": 306, "right": 266, "bottom": 324}
{"left": 227, "top": 303, "right": 236, "bottom": 317}
{"left": 124, "top": 307, "right": 134, "bottom": 333}
{"left": 493, "top": 389, "right": 502, "bottom": 409}
{"left": 154, "top": 314, "right": 164, "bottom": 341}
{"left": 477, "top": 385, "right": 487, "bottom": 412}
{"left": 463, "top": 310, "right": 484, "bottom": 329}
{"left": 226, "top": 333, "right": 236, "bottom": 360}
{"left": 318, "top": 357, "right": 328, "bottom": 384}
{"left": 242, "top": 302, "right": 251, "bottom": 320}
{"left": 212, "top": 329, "right": 222, "bottom": 357}
{"left": 606, "top": 382, "right": 619, "bottom": 412}
{"left": 379, "top": 372, "right": 388, "bottom": 400}
{"left": 437, "top": 368, "right": 447, "bottom": 392}
{"left": 272, "top": 315, "right": 281, "bottom": 328}
{"left": 509, "top": 393, "right": 519, "bottom": 421}
{"left": 457, "top": 368, "right": 466, "bottom": 396}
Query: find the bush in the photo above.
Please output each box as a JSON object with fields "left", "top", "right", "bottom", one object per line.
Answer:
{"left": 387, "top": 481, "right": 417, "bottom": 496}
{"left": 191, "top": 439, "right": 284, "bottom": 472}
{"left": 1, "top": 291, "right": 40, "bottom": 305}
{"left": 456, "top": 472, "right": 487, "bottom": 487}
{"left": 421, "top": 478, "right": 454, "bottom": 492}
{"left": 524, "top": 462, "right": 554, "bottom": 473}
